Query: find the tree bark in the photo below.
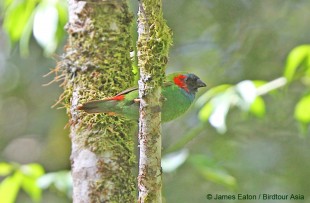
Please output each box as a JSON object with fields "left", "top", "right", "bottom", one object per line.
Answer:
{"left": 61, "top": 0, "right": 136, "bottom": 202}
{"left": 137, "top": 0, "right": 172, "bottom": 202}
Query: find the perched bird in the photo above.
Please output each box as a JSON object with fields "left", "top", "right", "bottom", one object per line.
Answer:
{"left": 77, "top": 72, "right": 206, "bottom": 122}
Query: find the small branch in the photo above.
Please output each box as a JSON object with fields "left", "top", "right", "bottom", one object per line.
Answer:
{"left": 256, "top": 77, "right": 287, "bottom": 96}
{"left": 137, "top": 0, "right": 172, "bottom": 202}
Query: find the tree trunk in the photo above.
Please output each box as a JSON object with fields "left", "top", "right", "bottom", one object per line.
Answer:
{"left": 137, "top": 0, "right": 172, "bottom": 202}
{"left": 61, "top": 0, "right": 136, "bottom": 202}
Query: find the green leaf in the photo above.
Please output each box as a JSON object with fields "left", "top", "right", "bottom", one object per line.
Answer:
{"left": 0, "top": 163, "right": 13, "bottom": 176}
{"left": 199, "top": 102, "right": 213, "bottom": 122}
{"left": 162, "top": 149, "right": 189, "bottom": 173}
{"left": 3, "top": 0, "right": 38, "bottom": 42}
{"left": 20, "top": 164, "right": 44, "bottom": 202}
{"left": 294, "top": 94, "right": 310, "bottom": 123}
{"left": 0, "top": 171, "right": 23, "bottom": 203}
{"left": 54, "top": 0, "right": 68, "bottom": 47}
{"left": 196, "top": 84, "right": 232, "bottom": 107}
{"left": 197, "top": 85, "right": 234, "bottom": 133}
{"left": 37, "top": 171, "right": 72, "bottom": 197}
{"left": 37, "top": 173, "right": 55, "bottom": 189}
{"left": 235, "top": 80, "right": 257, "bottom": 110}
{"left": 33, "top": 1, "right": 59, "bottom": 54}
{"left": 249, "top": 96, "right": 265, "bottom": 117}
{"left": 53, "top": 171, "right": 72, "bottom": 194}
{"left": 20, "top": 11, "right": 35, "bottom": 56}
{"left": 189, "top": 155, "right": 237, "bottom": 189}
{"left": 284, "top": 45, "right": 310, "bottom": 82}
{"left": 132, "top": 64, "right": 138, "bottom": 74}
{"left": 208, "top": 93, "right": 233, "bottom": 134}
{"left": 21, "top": 176, "right": 42, "bottom": 202}
{"left": 3, "top": 0, "right": 14, "bottom": 9}
{"left": 2, "top": 0, "right": 67, "bottom": 55}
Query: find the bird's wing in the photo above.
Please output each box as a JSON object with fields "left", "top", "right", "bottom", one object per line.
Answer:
{"left": 163, "top": 81, "right": 174, "bottom": 87}
{"left": 115, "top": 81, "right": 174, "bottom": 96}
{"left": 115, "top": 87, "right": 138, "bottom": 96}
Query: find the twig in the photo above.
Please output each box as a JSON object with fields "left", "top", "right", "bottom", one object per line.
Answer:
{"left": 256, "top": 77, "right": 287, "bottom": 96}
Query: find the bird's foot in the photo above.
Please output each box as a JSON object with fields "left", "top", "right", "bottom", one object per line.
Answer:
{"left": 133, "top": 99, "right": 141, "bottom": 103}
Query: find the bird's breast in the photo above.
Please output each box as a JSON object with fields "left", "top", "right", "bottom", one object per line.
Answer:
{"left": 161, "top": 86, "right": 194, "bottom": 122}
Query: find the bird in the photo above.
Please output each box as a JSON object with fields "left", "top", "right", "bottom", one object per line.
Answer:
{"left": 77, "top": 72, "right": 206, "bottom": 122}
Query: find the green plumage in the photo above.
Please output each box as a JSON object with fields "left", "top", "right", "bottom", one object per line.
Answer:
{"left": 78, "top": 72, "right": 206, "bottom": 122}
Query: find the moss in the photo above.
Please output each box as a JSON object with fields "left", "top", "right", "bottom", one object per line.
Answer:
{"left": 136, "top": 0, "right": 173, "bottom": 202}
{"left": 59, "top": 1, "right": 136, "bottom": 202}
{"left": 137, "top": 0, "right": 173, "bottom": 90}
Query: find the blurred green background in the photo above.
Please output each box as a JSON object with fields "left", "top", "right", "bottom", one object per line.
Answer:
{"left": 1, "top": 0, "right": 310, "bottom": 202}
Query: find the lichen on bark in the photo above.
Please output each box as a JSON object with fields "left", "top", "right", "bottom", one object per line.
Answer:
{"left": 137, "top": 0, "right": 172, "bottom": 202}
{"left": 137, "top": 0, "right": 172, "bottom": 88}
{"left": 59, "top": 0, "right": 136, "bottom": 202}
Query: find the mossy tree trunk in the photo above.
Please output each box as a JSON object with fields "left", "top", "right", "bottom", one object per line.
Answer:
{"left": 137, "top": 0, "right": 172, "bottom": 202}
{"left": 61, "top": 0, "right": 136, "bottom": 202}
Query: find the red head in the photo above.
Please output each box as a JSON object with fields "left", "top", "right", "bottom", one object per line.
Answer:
{"left": 173, "top": 73, "right": 206, "bottom": 93}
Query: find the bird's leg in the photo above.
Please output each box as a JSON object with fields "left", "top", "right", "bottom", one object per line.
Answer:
{"left": 134, "top": 99, "right": 141, "bottom": 103}
{"left": 107, "top": 112, "right": 117, "bottom": 116}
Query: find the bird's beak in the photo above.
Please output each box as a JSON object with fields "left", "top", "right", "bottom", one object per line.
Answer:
{"left": 197, "top": 79, "right": 207, "bottom": 88}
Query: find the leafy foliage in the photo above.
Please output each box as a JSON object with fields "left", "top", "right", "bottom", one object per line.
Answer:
{"left": 162, "top": 150, "right": 237, "bottom": 189}
{"left": 0, "top": 162, "right": 72, "bottom": 203}
{"left": 0, "top": 162, "right": 44, "bottom": 203}
{"left": 284, "top": 45, "right": 310, "bottom": 82}
{"left": 1, "top": 0, "right": 67, "bottom": 56}
{"left": 194, "top": 44, "right": 310, "bottom": 135}
{"left": 283, "top": 45, "right": 310, "bottom": 134}
{"left": 197, "top": 80, "right": 267, "bottom": 133}
{"left": 189, "top": 154, "right": 236, "bottom": 189}
{"left": 294, "top": 94, "right": 310, "bottom": 124}
{"left": 37, "top": 171, "right": 72, "bottom": 198}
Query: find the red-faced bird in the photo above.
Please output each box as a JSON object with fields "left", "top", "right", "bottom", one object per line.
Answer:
{"left": 77, "top": 72, "right": 206, "bottom": 122}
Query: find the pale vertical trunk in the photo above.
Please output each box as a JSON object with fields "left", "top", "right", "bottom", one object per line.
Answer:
{"left": 137, "top": 0, "right": 172, "bottom": 202}
{"left": 63, "top": 0, "right": 136, "bottom": 202}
